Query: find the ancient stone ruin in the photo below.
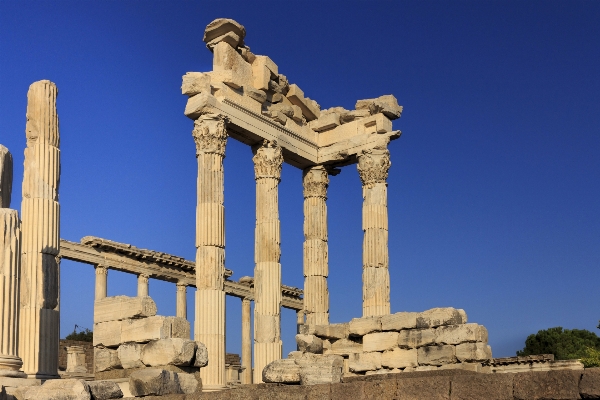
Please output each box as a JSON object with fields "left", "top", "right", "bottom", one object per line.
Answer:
{"left": 0, "top": 17, "right": 597, "bottom": 400}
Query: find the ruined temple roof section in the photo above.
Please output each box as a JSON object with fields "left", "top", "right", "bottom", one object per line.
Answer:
{"left": 80, "top": 236, "right": 233, "bottom": 278}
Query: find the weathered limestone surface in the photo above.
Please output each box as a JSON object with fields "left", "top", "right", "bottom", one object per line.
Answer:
{"left": 349, "top": 316, "right": 382, "bottom": 336}
{"left": 128, "top": 369, "right": 181, "bottom": 397}
{"left": 0, "top": 146, "right": 12, "bottom": 208}
{"left": 66, "top": 346, "right": 87, "bottom": 373}
{"left": 95, "top": 347, "right": 121, "bottom": 372}
{"left": 416, "top": 307, "right": 467, "bottom": 328}
{"left": 418, "top": 345, "right": 457, "bottom": 366}
{"left": 381, "top": 348, "right": 418, "bottom": 369}
{"left": 193, "top": 112, "right": 228, "bottom": 390}
{"left": 356, "top": 95, "right": 403, "bottom": 120}
{"left": 262, "top": 359, "right": 301, "bottom": 384}
{"left": 398, "top": 328, "right": 436, "bottom": 349}
{"left": 117, "top": 343, "right": 144, "bottom": 369}
{"left": 192, "top": 341, "right": 208, "bottom": 368}
{"left": 348, "top": 352, "right": 382, "bottom": 373}
{"left": 94, "top": 316, "right": 190, "bottom": 348}
{"left": 22, "top": 378, "right": 91, "bottom": 400}
{"left": 86, "top": 380, "right": 123, "bottom": 400}
{"left": 302, "top": 166, "right": 330, "bottom": 326}
{"left": 19, "top": 80, "right": 61, "bottom": 379}
{"left": 252, "top": 140, "right": 283, "bottom": 383}
{"left": 263, "top": 353, "right": 343, "bottom": 386}
{"left": 381, "top": 312, "right": 418, "bottom": 331}
{"left": 300, "top": 323, "right": 348, "bottom": 340}
{"left": 328, "top": 339, "right": 363, "bottom": 356}
{"left": 140, "top": 339, "right": 196, "bottom": 367}
{"left": 455, "top": 343, "right": 492, "bottom": 362}
{"left": 295, "top": 334, "right": 323, "bottom": 354}
{"left": 357, "top": 146, "right": 391, "bottom": 317}
{"left": 435, "top": 323, "right": 487, "bottom": 345}
{"left": 94, "top": 295, "right": 157, "bottom": 324}
{"left": 177, "top": 372, "right": 201, "bottom": 394}
{"left": 363, "top": 332, "right": 399, "bottom": 353}
{"left": 0, "top": 208, "right": 25, "bottom": 377}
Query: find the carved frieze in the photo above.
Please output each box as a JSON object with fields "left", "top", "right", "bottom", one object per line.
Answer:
{"left": 302, "top": 166, "right": 329, "bottom": 199}
{"left": 357, "top": 148, "right": 391, "bottom": 188}
{"left": 192, "top": 113, "right": 228, "bottom": 156}
{"left": 252, "top": 140, "right": 283, "bottom": 180}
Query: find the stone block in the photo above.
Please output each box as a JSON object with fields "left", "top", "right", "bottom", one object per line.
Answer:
{"left": 416, "top": 308, "right": 467, "bottom": 329}
{"left": 117, "top": 342, "right": 144, "bottom": 369}
{"left": 580, "top": 368, "right": 600, "bottom": 398}
{"left": 363, "top": 332, "right": 399, "bottom": 352}
{"left": 193, "top": 341, "right": 208, "bottom": 367}
{"left": 340, "top": 109, "right": 371, "bottom": 124}
{"left": 95, "top": 347, "right": 122, "bottom": 372}
{"left": 245, "top": 87, "right": 266, "bottom": 103}
{"left": 455, "top": 343, "right": 492, "bottom": 362}
{"left": 296, "top": 353, "right": 344, "bottom": 385}
{"left": 287, "top": 84, "right": 320, "bottom": 121}
{"left": 415, "top": 365, "right": 439, "bottom": 371}
{"left": 94, "top": 295, "right": 157, "bottom": 324}
{"left": 203, "top": 18, "right": 246, "bottom": 50}
{"left": 309, "top": 113, "right": 340, "bottom": 132}
{"left": 213, "top": 42, "right": 252, "bottom": 87}
{"left": 302, "top": 323, "right": 349, "bottom": 340}
{"left": 86, "top": 380, "right": 123, "bottom": 400}
{"left": 355, "top": 94, "right": 403, "bottom": 120}
{"left": 262, "top": 359, "right": 301, "bottom": 383}
{"left": 182, "top": 72, "right": 211, "bottom": 97}
{"left": 331, "top": 381, "right": 365, "bottom": 400}
{"left": 381, "top": 348, "right": 418, "bottom": 369}
{"left": 296, "top": 334, "right": 323, "bottom": 354}
{"left": 94, "top": 320, "right": 122, "bottom": 348}
{"left": 398, "top": 328, "right": 436, "bottom": 349}
{"left": 513, "top": 370, "right": 581, "bottom": 400}
{"left": 363, "top": 379, "right": 397, "bottom": 400}
{"left": 439, "top": 362, "right": 483, "bottom": 372}
{"left": 176, "top": 372, "right": 201, "bottom": 394}
{"left": 253, "top": 55, "right": 278, "bottom": 76}
{"left": 417, "top": 345, "right": 456, "bottom": 366}
{"left": 328, "top": 338, "right": 363, "bottom": 356}
{"left": 450, "top": 373, "right": 513, "bottom": 400}
{"left": 349, "top": 316, "right": 382, "bottom": 337}
{"left": 435, "top": 323, "right": 488, "bottom": 345}
{"left": 348, "top": 352, "right": 382, "bottom": 373}
{"left": 129, "top": 369, "right": 182, "bottom": 397}
{"left": 121, "top": 316, "right": 190, "bottom": 344}
{"left": 23, "top": 379, "right": 91, "bottom": 400}
{"left": 381, "top": 312, "right": 418, "bottom": 331}
{"left": 141, "top": 338, "right": 196, "bottom": 367}
{"left": 397, "top": 375, "right": 450, "bottom": 399}
{"left": 184, "top": 93, "right": 214, "bottom": 120}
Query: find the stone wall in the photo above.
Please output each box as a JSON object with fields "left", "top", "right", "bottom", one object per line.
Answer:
{"left": 58, "top": 340, "right": 94, "bottom": 373}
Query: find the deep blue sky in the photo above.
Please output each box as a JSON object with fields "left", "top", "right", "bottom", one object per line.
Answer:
{"left": 1, "top": 1, "right": 598, "bottom": 358}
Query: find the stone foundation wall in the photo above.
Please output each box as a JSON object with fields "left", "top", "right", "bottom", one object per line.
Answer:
{"left": 58, "top": 340, "right": 94, "bottom": 373}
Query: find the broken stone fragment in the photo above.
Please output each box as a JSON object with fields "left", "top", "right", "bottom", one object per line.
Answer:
{"left": 417, "top": 344, "right": 457, "bottom": 366}
{"left": 434, "top": 323, "right": 488, "bottom": 345}
{"left": 86, "top": 380, "right": 123, "bottom": 400}
{"left": 238, "top": 45, "right": 255, "bottom": 63}
{"left": 381, "top": 348, "right": 418, "bottom": 369}
{"left": 245, "top": 86, "right": 267, "bottom": 103}
{"left": 397, "top": 328, "right": 436, "bottom": 349}
{"left": 309, "top": 112, "right": 340, "bottom": 132}
{"left": 416, "top": 308, "right": 467, "bottom": 329}
{"left": 117, "top": 342, "right": 144, "bottom": 369}
{"left": 129, "top": 369, "right": 182, "bottom": 397}
{"left": 295, "top": 353, "right": 344, "bottom": 385}
{"left": 94, "top": 295, "right": 157, "bottom": 324}
{"left": 381, "top": 311, "right": 418, "bottom": 331}
{"left": 355, "top": 94, "right": 403, "bottom": 120}
{"left": 262, "top": 358, "right": 301, "bottom": 383}
{"left": 253, "top": 55, "right": 278, "bottom": 76}
{"left": 213, "top": 41, "right": 253, "bottom": 87}
{"left": 348, "top": 352, "right": 382, "bottom": 372}
{"left": 181, "top": 72, "right": 211, "bottom": 97}
{"left": 141, "top": 338, "right": 196, "bottom": 367}
{"left": 95, "top": 347, "right": 122, "bottom": 372}
{"left": 192, "top": 341, "right": 208, "bottom": 367}
{"left": 348, "top": 316, "right": 382, "bottom": 336}
{"left": 300, "top": 323, "right": 348, "bottom": 340}
{"left": 203, "top": 18, "right": 246, "bottom": 51}
{"left": 23, "top": 379, "right": 91, "bottom": 400}
{"left": 265, "top": 91, "right": 283, "bottom": 103}
{"left": 0, "top": 145, "right": 12, "bottom": 208}
{"left": 286, "top": 84, "right": 320, "bottom": 121}
{"left": 455, "top": 343, "right": 492, "bottom": 362}
{"left": 295, "top": 334, "right": 323, "bottom": 354}
{"left": 176, "top": 373, "right": 202, "bottom": 394}
{"left": 340, "top": 109, "right": 371, "bottom": 124}
{"left": 328, "top": 338, "right": 363, "bottom": 356}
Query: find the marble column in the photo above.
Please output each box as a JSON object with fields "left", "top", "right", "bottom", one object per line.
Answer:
{"left": 193, "top": 113, "right": 228, "bottom": 390}
{"left": 302, "top": 166, "right": 330, "bottom": 325}
{"left": 94, "top": 266, "right": 107, "bottom": 301}
{"left": 137, "top": 274, "right": 149, "bottom": 297}
{"left": 252, "top": 140, "right": 283, "bottom": 383}
{"left": 357, "top": 147, "right": 391, "bottom": 317}
{"left": 296, "top": 310, "right": 305, "bottom": 334}
{"left": 176, "top": 282, "right": 187, "bottom": 319}
{"left": 0, "top": 145, "right": 25, "bottom": 378}
{"left": 241, "top": 297, "right": 252, "bottom": 384}
{"left": 19, "top": 80, "right": 61, "bottom": 379}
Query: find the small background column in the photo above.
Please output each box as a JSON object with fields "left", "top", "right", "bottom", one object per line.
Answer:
{"left": 241, "top": 297, "right": 252, "bottom": 384}
{"left": 357, "top": 147, "right": 391, "bottom": 317}
{"left": 137, "top": 274, "right": 149, "bottom": 297}
{"left": 95, "top": 266, "right": 107, "bottom": 301}
{"left": 176, "top": 282, "right": 187, "bottom": 319}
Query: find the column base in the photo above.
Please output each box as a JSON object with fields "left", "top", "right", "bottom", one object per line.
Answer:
{"left": 26, "top": 373, "right": 60, "bottom": 380}
{"left": 0, "top": 355, "right": 25, "bottom": 377}
{"left": 0, "top": 370, "right": 27, "bottom": 378}
{"left": 202, "top": 384, "right": 229, "bottom": 392}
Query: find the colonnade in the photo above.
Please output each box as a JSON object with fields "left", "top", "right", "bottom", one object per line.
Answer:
{"left": 189, "top": 114, "right": 392, "bottom": 385}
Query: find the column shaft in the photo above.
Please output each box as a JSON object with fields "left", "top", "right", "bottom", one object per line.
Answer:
{"left": 241, "top": 298, "right": 252, "bottom": 384}
{"left": 176, "top": 282, "right": 187, "bottom": 319}
{"left": 137, "top": 274, "right": 149, "bottom": 297}
{"left": 193, "top": 113, "right": 228, "bottom": 390}
{"left": 19, "top": 80, "right": 60, "bottom": 379}
{"left": 302, "top": 166, "right": 329, "bottom": 325}
{"left": 357, "top": 148, "right": 391, "bottom": 317}
{"left": 95, "top": 266, "right": 107, "bottom": 301}
{"left": 0, "top": 209, "right": 26, "bottom": 377}
{"left": 252, "top": 140, "right": 283, "bottom": 383}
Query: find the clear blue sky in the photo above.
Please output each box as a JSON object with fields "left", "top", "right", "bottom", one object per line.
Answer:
{"left": 1, "top": 1, "right": 598, "bottom": 358}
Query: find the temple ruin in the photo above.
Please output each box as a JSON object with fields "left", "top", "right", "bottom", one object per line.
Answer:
{"left": 0, "top": 17, "right": 595, "bottom": 400}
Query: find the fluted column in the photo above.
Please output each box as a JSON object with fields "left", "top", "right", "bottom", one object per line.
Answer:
{"left": 252, "top": 140, "right": 283, "bottom": 383}
{"left": 94, "top": 266, "right": 107, "bottom": 301}
{"left": 302, "top": 166, "right": 330, "bottom": 325}
{"left": 137, "top": 274, "right": 149, "bottom": 297}
{"left": 19, "top": 80, "right": 60, "bottom": 379}
{"left": 241, "top": 297, "right": 252, "bottom": 384}
{"left": 176, "top": 282, "right": 187, "bottom": 319}
{"left": 0, "top": 145, "right": 12, "bottom": 208}
{"left": 357, "top": 147, "right": 391, "bottom": 317}
{"left": 193, "top": 113, "right": 228, "bottom": 390}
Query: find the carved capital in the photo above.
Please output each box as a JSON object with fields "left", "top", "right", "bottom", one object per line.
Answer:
{"left": 302, "top": 166, "right": 329, "bottom": 199}
{"left": 176, "top": 281, "right": 187, "bottom": 290}
{"left": 138, "top": 274, "right": 149, "bottom": 282}
{"left": 95, "top": 265, "right": 108, "bottom": 276}
{"left": 357, "top": 148, "right": 391, "bottom": 188}
{"left": 252, "top": 140, "right": 283, "bottom": 180}
{"left": 192, "top": 113, "right": 228, "bottom": 156}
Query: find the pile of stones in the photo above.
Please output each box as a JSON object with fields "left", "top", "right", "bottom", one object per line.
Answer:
{"left": 264, "top": 307, "right": 492, "bottom": 385}
{"left": 10, "top": 379, "right": 123, "bottom": 400}
{"left": 92, "top": 295, "right": 207, "bottom": 395}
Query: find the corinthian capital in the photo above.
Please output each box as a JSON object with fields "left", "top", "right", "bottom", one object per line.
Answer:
{"left": 357, "top": 148, "right": 391, "bottom": 188}
{"left": 192, "top": 113, "right": 228, "bottom": 156}
{"left": 302, "top": 165, "right": 329, "bottom": 199}
{"left": 252, "top": 140, "right": 283, "bottom": 180}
